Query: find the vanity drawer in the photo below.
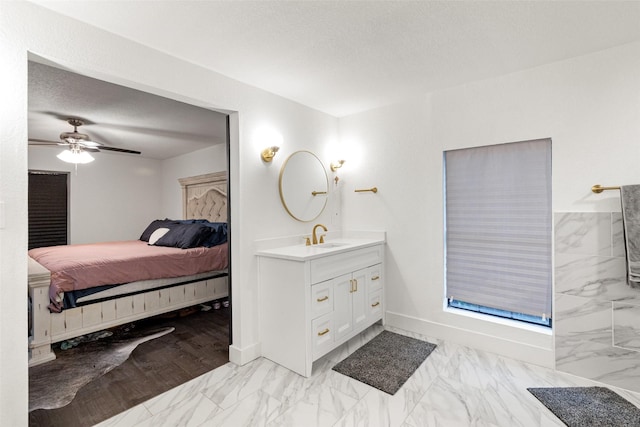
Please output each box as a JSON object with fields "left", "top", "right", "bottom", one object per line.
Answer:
{"left": 369, "top": 265, "right": 382, "bottom": 292}
{"left": 368, "top": 290, "right": 383, "bottom": 320}
{"left": 311, "top": 280, "right": 333, "bottom": 319}
{"left": 310, "top": 245, "right": 383, "bottom": 284}
{"left": 312, "top": 312, "right": 334, "bottom": 358}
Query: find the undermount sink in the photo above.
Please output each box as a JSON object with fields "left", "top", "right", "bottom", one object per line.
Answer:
{"left": 314, "top": 242, "right": 347, "bottom": 249}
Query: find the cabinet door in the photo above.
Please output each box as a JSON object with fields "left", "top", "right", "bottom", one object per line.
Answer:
{"left": 351, "top": 268, "right": 368, "bottom": 331}
{"left": 333, "top": 273, "right": 354, "bottom": 341}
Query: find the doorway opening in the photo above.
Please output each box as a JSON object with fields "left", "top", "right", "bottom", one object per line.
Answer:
{"left": 27, "top": 58, "right": 236, "bottom": 425}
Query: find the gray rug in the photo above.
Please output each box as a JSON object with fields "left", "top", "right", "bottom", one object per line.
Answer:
{"left": 29, "top": 326, "right": 174, "bottom": 411}
{"left": 528, "top": 386, "right": 640, "bottom": 427}
{"left": 332, "top": 330, "right": 436, "bottom": 395}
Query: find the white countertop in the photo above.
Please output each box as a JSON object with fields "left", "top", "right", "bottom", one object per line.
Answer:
{"left": 255, "top": 232, "right": 385, "bottom": 261}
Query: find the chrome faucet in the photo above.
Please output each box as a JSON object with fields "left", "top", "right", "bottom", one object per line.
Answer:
{"left": 312, "top": 223, "right": 327, "bottom": 245}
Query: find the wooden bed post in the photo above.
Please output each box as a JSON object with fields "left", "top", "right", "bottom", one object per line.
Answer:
{"left": 28, "top": 257, "right": 56, "bottom": 365}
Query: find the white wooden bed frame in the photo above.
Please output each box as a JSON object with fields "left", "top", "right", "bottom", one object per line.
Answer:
{"left": 28, "top": 171, "right": 229, "bottom": 366}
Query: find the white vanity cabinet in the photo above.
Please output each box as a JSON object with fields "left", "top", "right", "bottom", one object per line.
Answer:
{"left": 257, "top": 240, "right": 384, "bottom": 377}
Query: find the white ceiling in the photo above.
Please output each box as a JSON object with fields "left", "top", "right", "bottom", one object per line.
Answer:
{"left": 28, "top": 1, "right": 640, "bottom": 160}
{"left": 28, "top": 62, "right": 228, "bottom": 160}
{"left": 32, "top": 0, "right": 640, "bottom": 118}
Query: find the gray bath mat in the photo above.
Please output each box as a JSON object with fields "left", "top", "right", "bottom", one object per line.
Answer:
{"left": 528, "top": 386, "right": 640, "bottom": 427}
{"left": 29, "top": 326, "right": 174, "bottom": 411}
{"left": 332, "top": 330, "right": 436, "bottom": 395}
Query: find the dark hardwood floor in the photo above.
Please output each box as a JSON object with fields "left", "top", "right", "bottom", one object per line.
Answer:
{"left": 29, "top": 303, "right": 230, "bottom": 427}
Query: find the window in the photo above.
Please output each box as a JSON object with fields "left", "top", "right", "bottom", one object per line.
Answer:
{"left": 444, "top": 139, "right": 552, "bottom": 327}
{"left": 28, "top": 170, "right": 69, "bottom": 249}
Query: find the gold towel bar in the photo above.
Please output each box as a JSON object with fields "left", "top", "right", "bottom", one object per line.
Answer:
{"left": 355, "top": 187, "right": 378, "bottom": 193}
{"left": 592, "top": 184, "right": 620, "bottom": 194}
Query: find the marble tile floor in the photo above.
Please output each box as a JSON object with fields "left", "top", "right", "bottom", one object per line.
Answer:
{"left": 97, "top": 324, "right": 640, "bottom": 427}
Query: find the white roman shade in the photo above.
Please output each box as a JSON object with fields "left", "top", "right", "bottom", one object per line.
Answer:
{"left": 445, "top": 138, "right": 552, "bottom": 320}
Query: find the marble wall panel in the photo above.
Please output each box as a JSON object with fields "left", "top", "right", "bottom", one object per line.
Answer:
{"left": 554, "top": 212, "right": 640, "bottom": 393}
{"left": 555, "top": 254, "right": 638, "bottom": 302}
{"left": 556, "top": 344, "right": 640, "bottom": 391}
{"left": 554, "top": 213, "right": 611, "bottom": 256}
{"left": 612, "top": 213, "right": 626, "bottom": 258}
{"left": 555, "top": 293, "right": 612, "bottom": 352}
{"left": 613, "top": 302, "right": 640, "bottom": 351}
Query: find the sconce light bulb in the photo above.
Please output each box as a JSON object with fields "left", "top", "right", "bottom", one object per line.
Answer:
{"left": 261, "top": 146, "right": 280, "bottom": 163}
{"left": 330, "top": 159, "right": 345, "bottom": 172}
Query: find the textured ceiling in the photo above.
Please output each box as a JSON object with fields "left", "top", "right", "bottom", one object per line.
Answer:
{"left": 28, "top": 62, "right": 228, "bottom": 160}
{"left": 32, "top": 1, "right": 640, "bottom": 117}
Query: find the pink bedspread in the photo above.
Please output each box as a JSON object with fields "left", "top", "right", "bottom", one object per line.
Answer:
{"left": 28, "top": 240, "right": 228, "bottom": 312}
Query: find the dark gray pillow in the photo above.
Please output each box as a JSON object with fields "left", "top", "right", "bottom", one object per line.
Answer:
{"left": 202, "top": 222, "right": 228, "bottom": 247}
{"left": 139, "top": 219, "right": 178, "bottom": 242}
{"left": 176, "top": 220, "right": 228, "bottom": 247}
{"left": 152, "top": 223, "right": 214, "bottom": 249}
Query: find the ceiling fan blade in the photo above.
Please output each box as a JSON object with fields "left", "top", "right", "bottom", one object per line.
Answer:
{"left": 28, "top": 138, "right": 66, "bottom": 145}
{"left": 79, "top": 140, "right": 103, "bottom": 148}
{"left": 31, "top": 118, "right": 142, "bottom": 156}
{"left": 98, "top": 146, "right": 142, "bottom": 155}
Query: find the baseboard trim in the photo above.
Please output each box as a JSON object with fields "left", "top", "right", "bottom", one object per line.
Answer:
{"left": 229, "top": 341, "right": 261, "bottom": 366}
{"left": 385, "top": 311, "right": 555, "bottom": 368}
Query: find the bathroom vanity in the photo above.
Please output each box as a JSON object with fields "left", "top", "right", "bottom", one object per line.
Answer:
{"left": 256, "top": 233, "right": 385, "bottom": 377}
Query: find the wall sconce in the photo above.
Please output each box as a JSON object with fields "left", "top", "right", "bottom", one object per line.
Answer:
{"left": 261, "top": 146, "right": 280, "bottom": 163}
{"left": 330, "top": 159, "right": 345, "bottom": 171}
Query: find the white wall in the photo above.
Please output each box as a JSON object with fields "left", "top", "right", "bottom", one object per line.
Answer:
{"left": 28, "top": 143, "right": 226, "bottom": 244}
{"left": 28, "top": 146, "right": 163, "bottom": 243}
{"left": 340, "top": 41, "right": 640, "bottom": 367}
{"left": 1, "top": 3, "right": 338, "bottom": 425}
{"left": 9, "top": 4, "right": 640, "bottom": 425}
{"left": 29, "top": 143, "right": 227, "bottom": 243}
{"left": 161, "top": 144, "right": 227, "bottom": 220}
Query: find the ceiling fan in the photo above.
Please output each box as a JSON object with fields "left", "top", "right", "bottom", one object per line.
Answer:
{"left": 28, "top": 118, "right": 141, "bottom": 163}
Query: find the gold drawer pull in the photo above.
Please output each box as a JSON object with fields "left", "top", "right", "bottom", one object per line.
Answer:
{"left": 318, "top": 328, "right": 330, "bottom": 336}
{"left": 371, "top": 302, "right": 380, "bottom": 307}
{"left": 317, "top": 296, "right": 329, "bottom": 302}
{"left": 371, "top": 275, "right": 380, "bottom": 280}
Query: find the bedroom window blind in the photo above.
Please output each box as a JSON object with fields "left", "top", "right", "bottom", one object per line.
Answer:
{"left": 444, "top": 138, "right": 552, "bottom": 325}
{"left": 28, "top": 170, "right": 69, "bottom": 250}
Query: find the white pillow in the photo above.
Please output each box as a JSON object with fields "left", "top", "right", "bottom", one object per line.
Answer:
{"left": 148, "top": 227, "right": 170, "bottom": 245}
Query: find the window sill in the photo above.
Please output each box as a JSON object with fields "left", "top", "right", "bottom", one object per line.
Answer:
{"left": 444, "top": 306, "right": 552, "bottom": 335}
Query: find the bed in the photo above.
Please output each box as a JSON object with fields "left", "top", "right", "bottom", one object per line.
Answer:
{"left": 28, "top": 171, "right": 229, "bottom": 366}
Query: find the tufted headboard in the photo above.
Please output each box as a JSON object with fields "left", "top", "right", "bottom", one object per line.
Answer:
{"left": 178, "top": 171, "right": 228, "bottom": 222}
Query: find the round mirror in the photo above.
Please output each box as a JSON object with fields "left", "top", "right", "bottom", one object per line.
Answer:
{"left": 279, "top": 150, "right": 329, "bottom": 222}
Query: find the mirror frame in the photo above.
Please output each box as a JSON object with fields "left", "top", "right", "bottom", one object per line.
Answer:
{"left": 278, "top": 150, "right": 329, "bottom": 222}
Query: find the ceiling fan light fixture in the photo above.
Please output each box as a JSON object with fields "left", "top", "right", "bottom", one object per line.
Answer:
{"left": 60, "top": 130, "right": 91, "bottom": 143}
{"left": 57, "top": 148, "right": 95, "bottom": 164}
